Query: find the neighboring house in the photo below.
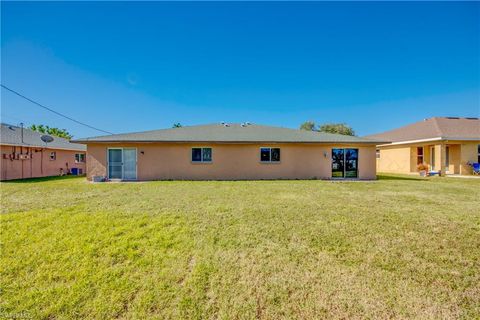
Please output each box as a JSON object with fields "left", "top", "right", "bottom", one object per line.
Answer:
{"left": 73, "top": 123, "right": 384, "bottom": 181}
{"left": 0, "top": 123, "right": 86, "bottom": 181}
{"left": 366, "top": 117, "right": 480, "bottom": 175}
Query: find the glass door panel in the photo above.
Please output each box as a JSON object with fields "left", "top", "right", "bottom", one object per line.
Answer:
{"left": 345, "top": 148, "right": 358, "bottom": 178}
{"left": 108, "top": 149, "right": 123, "bottom": 179}
{"left": 123, "top": 148, "right": 137, "bottom": 180}
{"left": 332, "top": 149, "right": 345, "bottom": 178}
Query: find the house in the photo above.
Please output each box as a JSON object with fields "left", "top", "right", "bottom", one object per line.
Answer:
{"left": 0, "top": 123, "right": 86, "bottom": 180}
{"left": 366, "top": 117, "right": 480, "bottom": 175}
{"left": 73, "top": 123, "right": 384, "bottom": 181}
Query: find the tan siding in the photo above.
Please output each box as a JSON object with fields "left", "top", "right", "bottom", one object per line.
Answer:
{"left": 86, "top": 143, "right": 377, "bottom": 180}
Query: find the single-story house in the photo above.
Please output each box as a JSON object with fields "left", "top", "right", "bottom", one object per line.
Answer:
{"left": 73, "top": 123, "right": 384, "bottom": 181}
{"left": 0, "top": 123, "right": 86, "bottom": 181}
{"left": 366, "top": 117, "right": 480, "bottom": 175}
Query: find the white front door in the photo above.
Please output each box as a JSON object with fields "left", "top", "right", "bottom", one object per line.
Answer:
{"left": 108, "top": 148, "right": 137, "bottom": 180}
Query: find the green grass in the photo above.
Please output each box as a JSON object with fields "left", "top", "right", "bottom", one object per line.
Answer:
{"left": 1, "top": 175, "right": 479, "bottom": 319}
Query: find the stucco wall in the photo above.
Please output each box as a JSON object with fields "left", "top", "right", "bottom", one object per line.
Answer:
{"left": 0, "top": 145, "right": 86, "bottom": 181}
{"left": 86, "top": 143, "right": 377, "bottom": 180}
{"left": 376, "top": 147, "right": 412, "bottom": 173}
{"left": 458, "top": 141, "right": 480, "bottom": 175}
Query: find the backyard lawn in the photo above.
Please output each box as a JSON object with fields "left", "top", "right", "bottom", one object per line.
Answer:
{"left": 1, "top": 175, "right": 479, "bottom": 319}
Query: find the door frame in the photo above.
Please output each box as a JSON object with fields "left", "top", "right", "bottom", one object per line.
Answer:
{"left": 107, "top": 147, "right": 137, "bottom": 180}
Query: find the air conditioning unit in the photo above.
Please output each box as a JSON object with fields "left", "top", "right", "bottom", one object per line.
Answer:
{"left": 19, "top": 154, "right": 30, "bottom": 160}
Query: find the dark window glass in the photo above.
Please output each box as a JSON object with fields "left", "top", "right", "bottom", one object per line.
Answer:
{"left": 478, "top": 145, "right": 480, "bottom": 163}
{"left": 345, "top": 148, "right": 358, "bottom": 178}
{"left": 271, "top": 148, "right": 280, "bottom": 162}
{"left": 192, "top": 148, "right": 202, "bottom": 162}
{"left": 332, "top": 148, "right": 358, "bottom": 178}
{"left": 260, "top": 148, "right": 271, "bottom": 162}
{"left": 202, "top": 148, "right": 212, "bottom": 162}
{"left": 75, "top": 153, "right": 85, "bottom": 163}
{"left": 331, "top": 148, "right": 344, "bottom": 178}
{"left": 417, "top": 147, "right": 424, "bottom": 164}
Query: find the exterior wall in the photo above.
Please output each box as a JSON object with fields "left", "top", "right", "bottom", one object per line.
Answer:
{"left": 0, "top": 145, "right": 86, "bottom": 181}
{"left": 457, "top": 141, "right": 480, "bottom": 175}
{"left": 376, "top": 140, "right": 479, "bottom": 175}
{"left": 376, "top": 147, "right": 412, "bottom": 173}
{"left": 86, "top": 143, "right": 377, "bottom": 180}
{"left": 446, "top": 144, "right": 461, "bottom": 174}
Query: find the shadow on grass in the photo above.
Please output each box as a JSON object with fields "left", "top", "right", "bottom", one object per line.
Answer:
{"left": 1, "top": 175, "right": 84, "bottom": 183}
{"left": 377, "top": 174, "right": 428, "bottom": 181}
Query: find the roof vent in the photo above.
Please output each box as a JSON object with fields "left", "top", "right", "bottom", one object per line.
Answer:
{"left": 221, "top": 121, "right": 225, "bottom": 125}
{"left": 245, "top": 121, "right": 251, "bottom": 125}
{"left": 223, "top": 123, "right": 230, "bottom": 127}
{"left": 241, "top": 123, "right": 246, "bottom": 127}
{"left": 446, "top": 117, "right": 460, "bottom": 119}
{"left": 465, "top": 117, "right": 479, "bottom": 120}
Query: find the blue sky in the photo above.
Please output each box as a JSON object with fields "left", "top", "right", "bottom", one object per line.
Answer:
{"left": 1, "top": 1, "right": 479, "bottom": 138}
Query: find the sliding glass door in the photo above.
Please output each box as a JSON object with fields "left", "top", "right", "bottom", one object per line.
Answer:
{"left": 108, "top": 148, "right": 137, "bottom": 180}
{"left": 332, "top": 148, "right": 358, "bottom": 178}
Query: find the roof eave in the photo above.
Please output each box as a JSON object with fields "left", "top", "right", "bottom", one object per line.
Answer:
{"left": 72, "top": 139, "right": 383, "bottom": 144}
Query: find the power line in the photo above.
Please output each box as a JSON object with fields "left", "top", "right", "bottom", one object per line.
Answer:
{"left": 1, "top": 84, "right": 114, "bottom": 135}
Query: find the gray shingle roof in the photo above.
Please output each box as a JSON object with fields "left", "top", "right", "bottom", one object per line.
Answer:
{"left": 365, "top": 117, "right": 480, "bottom": 143}
{"left": 0, "top": 123, "right": 86, "bottom": 151}
{"left": 72, "top": 123, "right": 384, "bottom": 144}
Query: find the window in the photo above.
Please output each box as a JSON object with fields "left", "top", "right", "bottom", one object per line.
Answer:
{"left": 191, "top": 148, "right": 212, "bottom": 163}
{"left": 260, "top": 148, "right": 280, "bottom": 162}
{"left": 376, "top": 149, "right": 380, "bottom": 159}
{"left": 50, "top": 152, "right": 56, "bottom": 160}
{"left": 478, "top": 145, "right": 480, "bottom": 163}
{"left": 417, "top": 147, "right": 424, "bottom": 164}
{"left": 75, "top": 153, "right": 85, "bottom": 163}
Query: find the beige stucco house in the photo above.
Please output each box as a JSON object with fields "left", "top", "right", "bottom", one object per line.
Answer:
{"left": 366, "top": 117, "right": 480, "bottom": 175}
{"left": 73, "top": 123, "right": 384, "bottom": 181}
{"left": 1, "top": 123, "right": 86, "bottom": 180}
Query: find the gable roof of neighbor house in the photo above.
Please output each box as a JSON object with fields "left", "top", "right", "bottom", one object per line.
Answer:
{"left": 366, "top": 117, "right": 480, "bottom": 145}
{"left": 72, "top": 123, "right": 385, "bottom": 144}
{"left": 0, "top": 123, "right": 86, "bottom": 151}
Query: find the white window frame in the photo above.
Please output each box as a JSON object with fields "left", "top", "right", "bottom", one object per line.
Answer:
{"left": 50, "top": 151, "right": 56, "bottom": 161}
{"left": 75, "top": 153, "right": 86, "bottom": 163}
{"left": 260, "top": 147, "right": 281, "bottom": 163}
{"left": 191, "top": 147, "right": 212, "bottom": 163}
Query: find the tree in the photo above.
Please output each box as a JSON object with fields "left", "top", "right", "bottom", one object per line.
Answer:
{"left": 318, "top": 123, "right": 355, "bottom": 136}
{"left": 29, "top": 124, "right": 73, "bottom": 140}
{"left": 299, "top": 121, "right": 316, "bottom": 131}
{"left": 172, "top": 123, "right": 182, "bottom": 128}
